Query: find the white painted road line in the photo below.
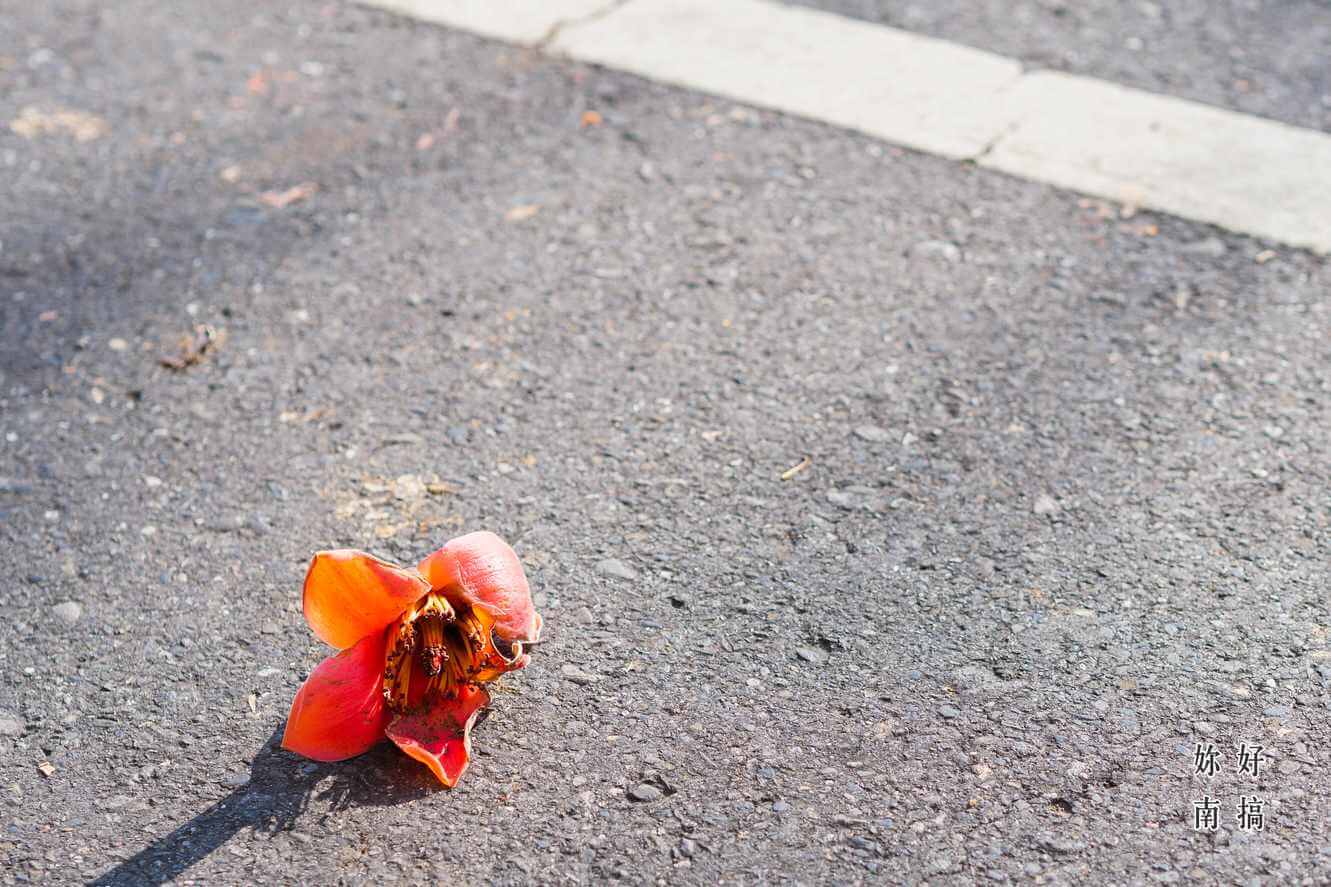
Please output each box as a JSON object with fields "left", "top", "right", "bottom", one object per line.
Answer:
{"left": 556, "top": 0, "right": 1024, "bottom": 161}
{"left": 362, "top": 0, "right": 1331, "bottom": 253}
{"left": 365, "top": 0, "right": 612, "bottom": 44}
{"left": 985, "top": 71, "right": 1331, "bottom": 255}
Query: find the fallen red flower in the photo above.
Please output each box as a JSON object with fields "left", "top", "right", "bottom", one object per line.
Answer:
{"left": 282, "top": 531, "right": 542, "bottom": 786}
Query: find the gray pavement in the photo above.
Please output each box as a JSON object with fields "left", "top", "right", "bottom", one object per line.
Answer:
{"left": 787, "top": 0, "right": 1331, "bottom": 133}
{"left": 2, "top": 1, "right": 1330, "bottom": 884}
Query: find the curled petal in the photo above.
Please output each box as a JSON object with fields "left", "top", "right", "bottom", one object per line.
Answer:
{"left": 282, "top": 629, "right": 389, "bottom": 762}
{"left": 386, "top": 685, "right": 490, "bottom": 787}
{"left": 303, "top": 549, "right": 429, "bottom": 650}
{"left": 417, "top": 532, "right": 541, "bottom": 643}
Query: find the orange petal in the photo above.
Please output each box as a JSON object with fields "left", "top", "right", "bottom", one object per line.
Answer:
{"left": 303, "top": 549, "right": 429, "bottom": 649}
{"left": 281, "top": 629, "right": 389, "bottom": 762}
{"left": 386, "top": 684, "right": 490, "bottom": 787}
{"left": 417, "top": 532, "right": 541, "bottom": 643}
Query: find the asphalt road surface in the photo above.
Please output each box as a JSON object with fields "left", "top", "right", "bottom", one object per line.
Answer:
{"left": 2, "top": 1, "right": 1330, "bottom": 884}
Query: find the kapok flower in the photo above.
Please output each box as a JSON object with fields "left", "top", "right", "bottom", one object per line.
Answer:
{"left": 281, "top": 531, "right": 542, "bottom": 786}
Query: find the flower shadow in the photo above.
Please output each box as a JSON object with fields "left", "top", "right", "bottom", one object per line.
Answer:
{"left": 89, "top": 726, "right": 436, "bottom": 886}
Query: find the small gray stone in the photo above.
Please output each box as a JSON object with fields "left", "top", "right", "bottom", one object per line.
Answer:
{"left": 911, "top": 240, "right": 962, "bottom": 263}
{"left": 52, "top": 601, "right": 82, "bottom": 625}
{"left": 938, "top": 705, "right": 961, "bottom": 719}
{"left": 827, "top": 486, "right": 876, "bottom": 510}
{"left": 826, "top": 490, "right": 859, "bottom": 510}
{"left": 221, "top": 772, "right": 250, "bottom": 788}
{"left": 0, "top": 715, "right": 25, "bottom": 737}
{"left": 628, "top": 783, "right": 662, "bottom": 802}
{"left": 595, "top": 558, "right": 639, "bottom": 581}
{"left": 1182, "top": 236, "right": 1228, "bottom": 258}
{"left": 1033, "top": 494, "right": 1059, "bottom": 516}
{"left": 445, "top": 425, "right": 469, "bottom": 445}
{"left": 772, "top": 800, "right": 791, "bottom": 813}
{"left": 795, "top": 646, "right": 828, "bottom": 665}
{"left": 99, "top": 795, "right": 134, "bottom": 810}
{"left": 852, "top": 425, "right": 890, "bottom": 443}
{"left": 678, "top": 838, "right": 696, "bottom": 857}
{"left": 954, "top": 665, "right": 1002, "bottom": 690}
{"left": 561, "top": 664, "right": 601, "bottom": 686}
{"left": 1038, "top": 835, "right": 1086, "bottom": 855}
{"left": 926, "top": 853, "right": 959, "bottom": 875}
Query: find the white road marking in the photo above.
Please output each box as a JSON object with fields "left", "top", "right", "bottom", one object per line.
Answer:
{"left": 362, "top": 0, "right": 1331, "bottom": 253}
{"left": 555, "top": 0, "right": 1024, "bottom": 160}
{"left": 365, "top": 0, "right": 611, "bottom": 44}
{"left": 986, "top": 72, "right": 1331, "bottom": 254}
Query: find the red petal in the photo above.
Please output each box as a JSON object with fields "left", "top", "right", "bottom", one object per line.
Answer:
{"left": 281, "top": 629, "right": 389, "bottom": 762}
{"left": 417, "top": 532, "right": 541, "bottom": 643}
{"left": 385, "top": 685, "right": 490, "bottom": 787}
{"left": 303, "top": 550, "right": 429, "bottom": 650}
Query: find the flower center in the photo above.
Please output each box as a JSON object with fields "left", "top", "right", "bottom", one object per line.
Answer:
{"left": 381, "top": 592, "right": 491, "bottom": 713}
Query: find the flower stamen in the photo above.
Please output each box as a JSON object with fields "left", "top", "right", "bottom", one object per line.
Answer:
{"left": 383, "top": 592, "right": 496, "bottom": 713}
{"left": 382, "top": 618, "right": 415, "bottom": 711}
{"left": 419, "top": 617, "right": 448, "bottom": 677}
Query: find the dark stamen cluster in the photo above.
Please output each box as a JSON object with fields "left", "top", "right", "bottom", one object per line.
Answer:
{"left": 420, "top": 642, "right": 448, "bottom": 676}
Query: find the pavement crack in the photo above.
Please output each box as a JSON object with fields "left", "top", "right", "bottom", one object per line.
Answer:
{"left": 533, "top": 0, "right": 633, "bottom": 50}
{"left": 968, "top": 70, "right": 1029, "bottom": 163}
{"left": 970, "top": 119, "right": 1021, "bottom": 163}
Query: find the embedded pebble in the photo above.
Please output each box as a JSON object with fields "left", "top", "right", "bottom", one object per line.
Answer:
{"left": 826, "top": 489, "right": 860, "bottom": 510}
{"left": 52, "top": 601, "right": 82, "bottom": 625}
{"left": 911, "top": 240, "right": 962, "bottom": 263}
{"left": 1033, "top": 494, "right": 1059, "bottom": 515}
{"left": 1182, "top": 236, "right": 1227, "bottom": 257}
{"left": 628, "top": 783, "right": 662, "bottom": 802}
{"left": 795, "top": 646, "right": 828, "bottom": 665}
{"left": 852, "top": 425, "right": 890, "bottom": 443}
{"left": 595, "top": 558, "right": 639, "bottom": 581}
{"left": 561, "top": 664, "right": 601, "bottom": 685}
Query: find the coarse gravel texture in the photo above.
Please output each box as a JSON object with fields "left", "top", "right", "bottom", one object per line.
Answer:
{"left": 785, "top": 0, "right": 1331, "bottom": 133}
{"left": 2, "top": 1, "right": 1331, "bottom": 885}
